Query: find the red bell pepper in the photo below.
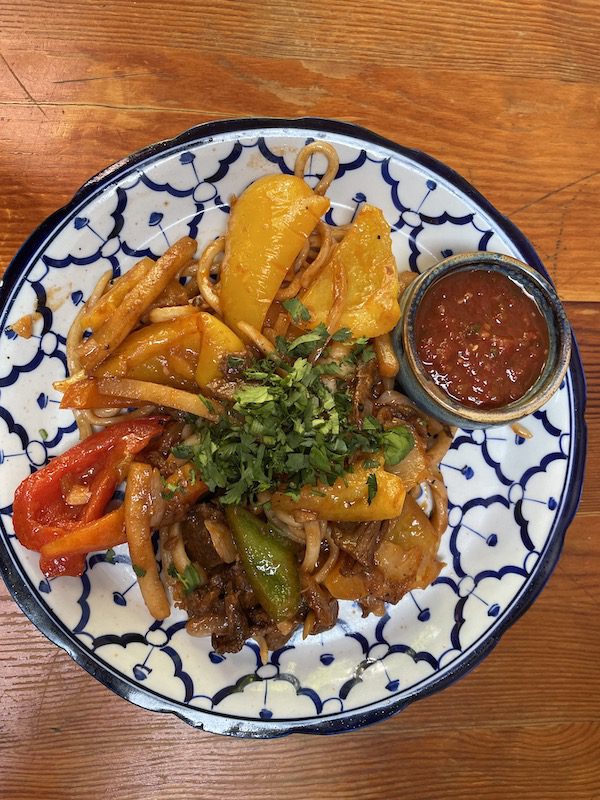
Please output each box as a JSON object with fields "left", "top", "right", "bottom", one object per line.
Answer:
{"left": 13, "top": 416, "right": 166, "bottom": 577}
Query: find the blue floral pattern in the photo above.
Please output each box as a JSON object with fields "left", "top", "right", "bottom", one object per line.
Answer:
{"left": 0, "top": 121, "right": 585, "bottom": 737}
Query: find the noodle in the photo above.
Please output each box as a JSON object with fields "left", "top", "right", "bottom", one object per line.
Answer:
{"left": 237, "top": 321, "right": 276, "bottom": 354}
{"left": 314, "top": 534, "right": 339, "bottom": 584}
{"left": 374, "top": 333, "right": 400, "bottom": 379}
{"left": 299, "top": 221, "right": 334, "bottom": 290}
{"left": 325, "top": 255, "right": 347, "bottom": 333}
{"left": 275, "top": 220, "right": 334, "bottom": 299}
{"left": 294, "top": 141, "right": 339, "bottom": 195}
{"left": 426, "top": 431, "right": 453, "bottom": 469}
{"left": 196, "top": 237, "right": 224, "bottom": 315}
{"left": 430, "top": 472, "right": 449, "bottom": 536}
{"left": 301, "top": 520, "right": 322, "bottom": 573}
{"left": 148, "top": 306, "right": 196, "bottom": 323}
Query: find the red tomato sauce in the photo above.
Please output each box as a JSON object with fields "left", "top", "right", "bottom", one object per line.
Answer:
{"left": 414, "top": 269, "right": 549, "bottom": 409}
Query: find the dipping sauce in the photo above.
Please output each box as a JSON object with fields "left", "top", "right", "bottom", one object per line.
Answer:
{"left": 414, "top": 268, "right": 549, "bottom": 409}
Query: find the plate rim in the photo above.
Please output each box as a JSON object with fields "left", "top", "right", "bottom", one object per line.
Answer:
{"left": 0, "top": 116, "right": 588, "bottom": 738}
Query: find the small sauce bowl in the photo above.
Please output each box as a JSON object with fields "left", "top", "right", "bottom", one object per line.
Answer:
{"left": 393, "top": 252, "right": 572, "bottom": 429}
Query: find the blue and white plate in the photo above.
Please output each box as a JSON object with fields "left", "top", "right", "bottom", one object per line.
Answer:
{"left": 0, "top": 119, "right": 586, "bottom": 737}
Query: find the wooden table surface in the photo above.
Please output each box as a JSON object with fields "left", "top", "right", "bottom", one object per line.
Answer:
{"left": 0, "top": 2, "right": 598, "bottom": 798}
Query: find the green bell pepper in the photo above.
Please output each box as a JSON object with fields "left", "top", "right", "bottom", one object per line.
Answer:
{"left": 224, "top": 506, "right": 301, "bottom": 622}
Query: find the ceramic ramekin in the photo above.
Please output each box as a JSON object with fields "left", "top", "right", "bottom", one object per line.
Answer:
{"left": 393, "top": 252, "right": 572, "bottom": 429}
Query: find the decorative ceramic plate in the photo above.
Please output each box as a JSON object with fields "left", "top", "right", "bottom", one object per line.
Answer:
{"left": 0, "top": 118, "right": 586, "bottom": 737}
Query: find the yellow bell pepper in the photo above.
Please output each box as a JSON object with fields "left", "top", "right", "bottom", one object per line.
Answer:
{"left": 220, "top": 174, "right": 330, "bottom": 334}
{"left": 374, "top": 494, "right": 442, "bottom": 587}
{"left": 195, "top": 312, "right": 245, "bottom": 389}
{"left": 383, "top": 494, "right": 439, "bottom": 552}
{"left": 271, "top": 463, "right": 406, "bottom": 522}
{"left": 94, "top": 311, "right": 245, "bottom": 393}
{"left": 95, "top": 313, "right": 201, "bottom": 391}
{"left": 301, "top": 204, "right": 400, "bottom": 337}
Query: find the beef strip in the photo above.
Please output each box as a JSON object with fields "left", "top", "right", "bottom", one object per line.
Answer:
{"left": 332, "top": 520, "right": 392, "bottom": 568}
{"left": 181, "top": 504, "right": 227, "bottom": 570}
{"left": 142, "top": 420, "right": 185, "bottom": 474}
{"left": 300, "top": 574, "right": 338, "bottom": 635}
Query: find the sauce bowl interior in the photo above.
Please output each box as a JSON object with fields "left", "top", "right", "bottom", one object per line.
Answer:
{"left": 396, "top": 252, "right": 572, "bottom": 429}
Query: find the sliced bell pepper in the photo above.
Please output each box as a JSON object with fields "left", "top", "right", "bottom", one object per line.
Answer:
{"left": 384, "top": 493, "right": 439, "bottom": 551}
{"left": 63, "top": 312, "right": 245, "bottom": 398}
{"left": 58, "top": 376, "right": 141, "bottom": 410}
{"left": 271, "top": 463, "right": 406, "bottom": 522}
{"left": 224, "top": 506, "right": 300, "bottom": 622}
{"left": 94, "top": 313, "right": 202, "bottom": 391}
{"left": 195, "top": 312, "right": 245, "bottom": 389}
{"left": 301, "top": 204, "right": 400, "bottom": 337}
{"left": 220, "top": 174, "right": 330, "bottom": 334}
{"left": 39, "top": 507, "right": 126, "bottom": 561}
{"left": 13, "top": 416, "right": 166, "bottom": 576}
{"left": 80, "top": 256, "right": 155, "bottom": 333}
{"left": 374, "top": 494, "right": 443, "bottom": 588}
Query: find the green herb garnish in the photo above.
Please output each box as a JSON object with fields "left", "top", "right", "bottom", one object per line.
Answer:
{"left": 382, "top": 427, "right": 415, "bottom": 466}
{"left": 367, "top": 473, "right": 378, "bottom": 504}
{"left": 39, "top": 428, "right": 48, "bottom": 441}
{"left": 227, "top": 354, "right": 246, "bottom": 370}
{"left": 176, "top": 329, "right": 414, "bottom": 506}
{"left": 331, "top": 327, "right": 352, "bottom": 342}
{"left": 161, "top": 478, "right": 185, "bottom": 501}
{"left": 282, "top": 298, "right": 311, "bottom": 323}
{"left": 132, "top": 564, "right": 146, "bottom": 578}
{"left": 198, "top": 394, "right": 215, "bottom": 413}
{"left": 168, "top": 562, "right": 203, "bottom": 593}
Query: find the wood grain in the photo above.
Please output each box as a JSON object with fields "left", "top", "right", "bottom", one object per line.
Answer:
{"left": 0, "top": 2, "right": 598, "bottom": 798}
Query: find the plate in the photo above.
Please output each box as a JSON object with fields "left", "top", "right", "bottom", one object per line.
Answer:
{"left": 0, "top": 118, "right": 586, "bottom": 737}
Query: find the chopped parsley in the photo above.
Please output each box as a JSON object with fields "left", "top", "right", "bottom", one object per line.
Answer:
{"left": 282, "top": 298, "right": 311, "bottom": 323}
{"left": 381, "top": 427, "right": 414, "bottom": 466}
{"left": 227, "top": 354, "right": 246, "bottom": 370}
{"left": 171, "top": 327, "right": 414, "bottom": 506}
{"left": 331, "top": 327, "right": 352, "bottom": 342}
{"left": 168, "top": 562, "right": 203, "bottom": 593}
{"left": 366, "top": 473, "right": 378, "bottom": 505}
{"left": 362, "top": 458, "right": 380, "bottom": 469}
{"left": 132, "top": 564, "right": 146, "bottom": 578}
{"left": 198, "top": 394, "right": 215, "bottom": 413}
{"left": 38, "top": 428, "right": 48, "bottom": 441}
{"left": 161, "top": 478, "right": 186, "bottom": 501}
{"left": 105, "top": 548, "right": 116, "bottom": 563}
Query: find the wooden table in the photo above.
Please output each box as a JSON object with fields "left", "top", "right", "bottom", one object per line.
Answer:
{"left": 0, "top": 2, "right": 598, "bottom": 797}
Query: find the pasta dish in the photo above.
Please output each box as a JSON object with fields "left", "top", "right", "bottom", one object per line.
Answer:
{"left": 13, "top": 143, "right": 452, "bottom": 656}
